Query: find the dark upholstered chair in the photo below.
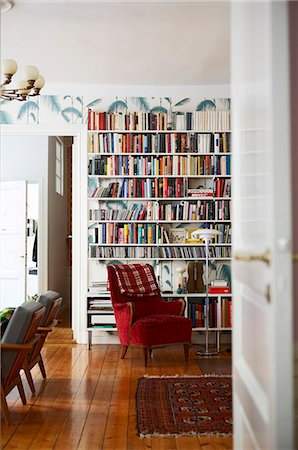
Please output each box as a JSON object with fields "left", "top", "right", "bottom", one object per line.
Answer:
{"left": 22, "top": 291, "right": 62, "bottom": 393}
{"left": 1, "top": 301, "right": 45, "bottom": 425}
{"left": 107, "top": 263, "right": 192, "bottom": 366}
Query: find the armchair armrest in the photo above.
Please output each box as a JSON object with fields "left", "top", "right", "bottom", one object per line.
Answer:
{"left": 113, "top": 302, "right": 133, "bottom": 346}
{"left": 0, "top": 342, "right": 32, "bottom": 351}
{"left": 157, "top": 298, "right": 186, "bottom": 316}
{"left": 37, "top": 326, "right": 53, "bottom": 333}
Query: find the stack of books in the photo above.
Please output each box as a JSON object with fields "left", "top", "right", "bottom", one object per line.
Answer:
{"left": 208, "top": 279, "right": 231, "bottom": 294}
{"left": 89, "top": 281, "right": 108, "bottom": 294}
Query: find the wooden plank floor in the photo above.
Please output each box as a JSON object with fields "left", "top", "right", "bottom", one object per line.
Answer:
{"left": 1, "top": 330, "right": 233, "bottom": 450}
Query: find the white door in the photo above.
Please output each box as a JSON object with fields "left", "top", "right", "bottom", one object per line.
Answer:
{"left": 231, "top": 2, "right": 294, "bottom": 449}
{"left": 0, "top": 180, "right": 27, "bottom": 308}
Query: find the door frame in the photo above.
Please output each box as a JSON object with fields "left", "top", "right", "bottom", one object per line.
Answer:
{"left": 1, "top": 124, "right": 87, "bottom": 343}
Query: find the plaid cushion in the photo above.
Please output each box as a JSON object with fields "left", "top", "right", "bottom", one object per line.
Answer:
{"left": 110, "top": 263, "right": 159, "bottom": 297}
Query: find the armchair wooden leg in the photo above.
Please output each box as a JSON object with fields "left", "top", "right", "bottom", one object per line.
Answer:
{"left": 121, "top": 345, "right": 128, "bottom": 359}
{"left": 149, "top": 348, "right": 153, "bottom": 358}
{"left": 1, "top": 388, "right": 11, "bottom": 426}
{"left": 24, "top": 367, "right": 36, "bottom": 394}
{"left": 143, "top": 348, "right": 148, "bottom": 367}
{"left": 16, "top": 375, "right": 27, "bottom": 405}
{"left": 183, "top": 343, "right": 189, "bottom": 362}
{"left": 38, "top": 357, "right": 47, "bottom": 379}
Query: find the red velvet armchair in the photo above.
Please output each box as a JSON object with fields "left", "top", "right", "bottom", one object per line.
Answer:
{"left": 107, "top": 263, "right": 192, "bottom": 366}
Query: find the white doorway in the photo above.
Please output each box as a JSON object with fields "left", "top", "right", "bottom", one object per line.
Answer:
{"left": 1, "top": 125, "right": 85, "bottom": 343}
{"left": 0, "top": 180, "right": 27, "bottom": 308}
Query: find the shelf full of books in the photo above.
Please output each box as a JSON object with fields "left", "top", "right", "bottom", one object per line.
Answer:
{"left": 86, "top": 109, "right": 232, "bottom": 340}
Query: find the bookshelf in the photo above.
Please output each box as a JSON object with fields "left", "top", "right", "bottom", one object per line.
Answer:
{"left": 87, "top": 109, "right": 232, "bottom": 346}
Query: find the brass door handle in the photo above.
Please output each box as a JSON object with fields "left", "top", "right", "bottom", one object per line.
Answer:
{"left": 294, "top": 253, "right": 298, "bottom": 262}
{"left": 234, "top": 250, "right": 271, "bottom": 265}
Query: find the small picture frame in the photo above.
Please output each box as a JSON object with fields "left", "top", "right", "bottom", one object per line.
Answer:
{"left": 169, "top": 228, "right": 186, "bottom": 244}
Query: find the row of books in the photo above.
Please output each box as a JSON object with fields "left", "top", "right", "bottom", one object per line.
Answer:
{"left": 88, "top": 110, "right": 168, "bottom": 131}
{"left": 89, "top": 203, "right": 150, "bottom": 221}
{"left": 159, "top": 246, "right": 231, "bottom": 259}
{"left": 87, "top": 110, "right": 231, "bottom": 132}
{"left": 87, "top": 132, "right": 231, "bottom": 154}
{"left": 87, "top": 222, "right": 231, "bottom": 244}
{"left": 88, "top": 198, "right": 231, "bottom": 222}
{"left": 189, "top": 298, "right": 232, "bottom": 328}
{"left": 87, "top": 154, "right": 231, "bottom": 177}
{"left": 88, "top": 178, "right": 188, "bottom": 199}
{"left": 89, "top": 246, "right": 158, "bottom": 259}
{"left": 156, "top": 200, "right": 231, "bottom": 221}
{"left": 89, "top": 246, "right": 231, "bottom": 259}
{"left": 88, "top": 223, "right": 157, "bottom": 244}
{"left": 88, "top": 204, "right": 233, "bottom": 228}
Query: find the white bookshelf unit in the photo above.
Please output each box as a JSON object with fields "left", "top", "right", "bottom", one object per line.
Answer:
{"left": 87, "top": 109, "right": 232, "bottom": 347}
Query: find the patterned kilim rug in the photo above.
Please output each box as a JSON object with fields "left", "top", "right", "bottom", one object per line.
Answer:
{"left": 136, "top": 375, "right": 232, "bottom": 438}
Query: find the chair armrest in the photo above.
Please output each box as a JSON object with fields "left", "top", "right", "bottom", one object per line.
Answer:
{"left": 0, "top": 342, "right": 32, "bottom": 351}
{"left": 113, "top": 302, "right": 133, "bottom": 345}
{"left": 157, "top": 298, "right": 186, "bottom": 316}
{"left": 37, "top": 326, "right": 53, "bottom": 333}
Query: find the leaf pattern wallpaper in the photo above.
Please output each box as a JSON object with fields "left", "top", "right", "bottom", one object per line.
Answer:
{"left": 0, "top": 96, "right": 230, "bottom": 125}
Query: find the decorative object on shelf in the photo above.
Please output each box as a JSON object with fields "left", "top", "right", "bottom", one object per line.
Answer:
{"left": 176, "top": 284, "right": 183, "bottom": 294}
{"left": 160, "top": 262, "right": 173, "bottom": 293}
{"left": 1, "top": 59, "right": 45, "bottom": 101}
{"left": 176, "top": 265, "right": 186, "bottom": 292}
{"left": 192, "top": 228, "right": 221, "bottom": 356}
{"left": 186, "top": 261, "right": 204, "bottom": 293}
{"left": 169, "top": 228, "right": 185, "bottom": 244}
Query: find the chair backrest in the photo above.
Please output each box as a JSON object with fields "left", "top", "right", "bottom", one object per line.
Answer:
{"left": 107, "top": 263, "right": 162, "bottom": 306}
{"left": 1, "top": 302, "right": 45, "bottom": 381}
{"left": 38, "top": 290, "right": 62, "bottom": 326}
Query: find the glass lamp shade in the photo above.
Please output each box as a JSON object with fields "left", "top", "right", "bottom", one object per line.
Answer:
{"left": 23, "top": 65, "right": 39, "bottom": 81}
{"left": 2, "top": 58, "right": 18, "bottom": 75}
{"left": 192, "top": 228, "right": 221, "bottom": 242}
{"left": 34, "top": 75, "right": 45, "bottom": 89}
{"left": 16, "top": 80, "right": 30, "bottom": 94}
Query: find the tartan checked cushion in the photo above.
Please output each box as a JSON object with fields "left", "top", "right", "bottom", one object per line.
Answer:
{"left": 110, "top": 263, "right": 159, "bottom": 297}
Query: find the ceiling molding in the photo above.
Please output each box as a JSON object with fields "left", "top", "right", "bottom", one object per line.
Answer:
{"left": 13, "top": 0, "right": 227, "bottom": 4}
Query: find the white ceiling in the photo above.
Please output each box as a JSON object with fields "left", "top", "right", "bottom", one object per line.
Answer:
{"left": 1, "top": 1, "right": 230, "bottom": 88}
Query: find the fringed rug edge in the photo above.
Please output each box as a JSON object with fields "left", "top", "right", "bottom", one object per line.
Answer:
{"left": 142, "top": 373, "right": 232, "bottom": 379}
{"left": 139, "top": 430, "right": 232, "bottom": 439}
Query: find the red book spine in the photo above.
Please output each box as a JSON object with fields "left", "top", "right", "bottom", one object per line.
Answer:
{"left": 208, "top": 287, "right": 231, "bottom": 294}
{"left": 87, "top": 109, "right": 91, "bottom": 130}
{"left": 163, "top": 177, "right": 168, "bottom": 198}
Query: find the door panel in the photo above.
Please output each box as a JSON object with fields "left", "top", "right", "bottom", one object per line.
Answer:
{"left": 0, "top": 180, "right": 27, "bottom": 308}
{"left": 231, "top": 1, "right": 294, "bottom": 448}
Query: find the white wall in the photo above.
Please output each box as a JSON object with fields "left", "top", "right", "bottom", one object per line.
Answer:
{"left": 0, "top": 135, "right": 48, "bottom": 183}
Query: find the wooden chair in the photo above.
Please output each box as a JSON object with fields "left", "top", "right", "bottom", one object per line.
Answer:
{"left": 22, "top": 291, "right": 62, "bottom": 394}
{"left": 107, "top": 263, "right": 192, "bottom": 366}
{"left": 1, "top": 302, "right": 45, "bottom": 425}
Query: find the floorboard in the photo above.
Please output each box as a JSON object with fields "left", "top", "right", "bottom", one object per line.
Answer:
{"left": 1, "top": 329, "right": 233, "bottom": 450}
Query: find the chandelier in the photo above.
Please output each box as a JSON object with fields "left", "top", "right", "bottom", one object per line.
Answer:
{"left": 1, "top": 59, "right": 45, "bottom": 101}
